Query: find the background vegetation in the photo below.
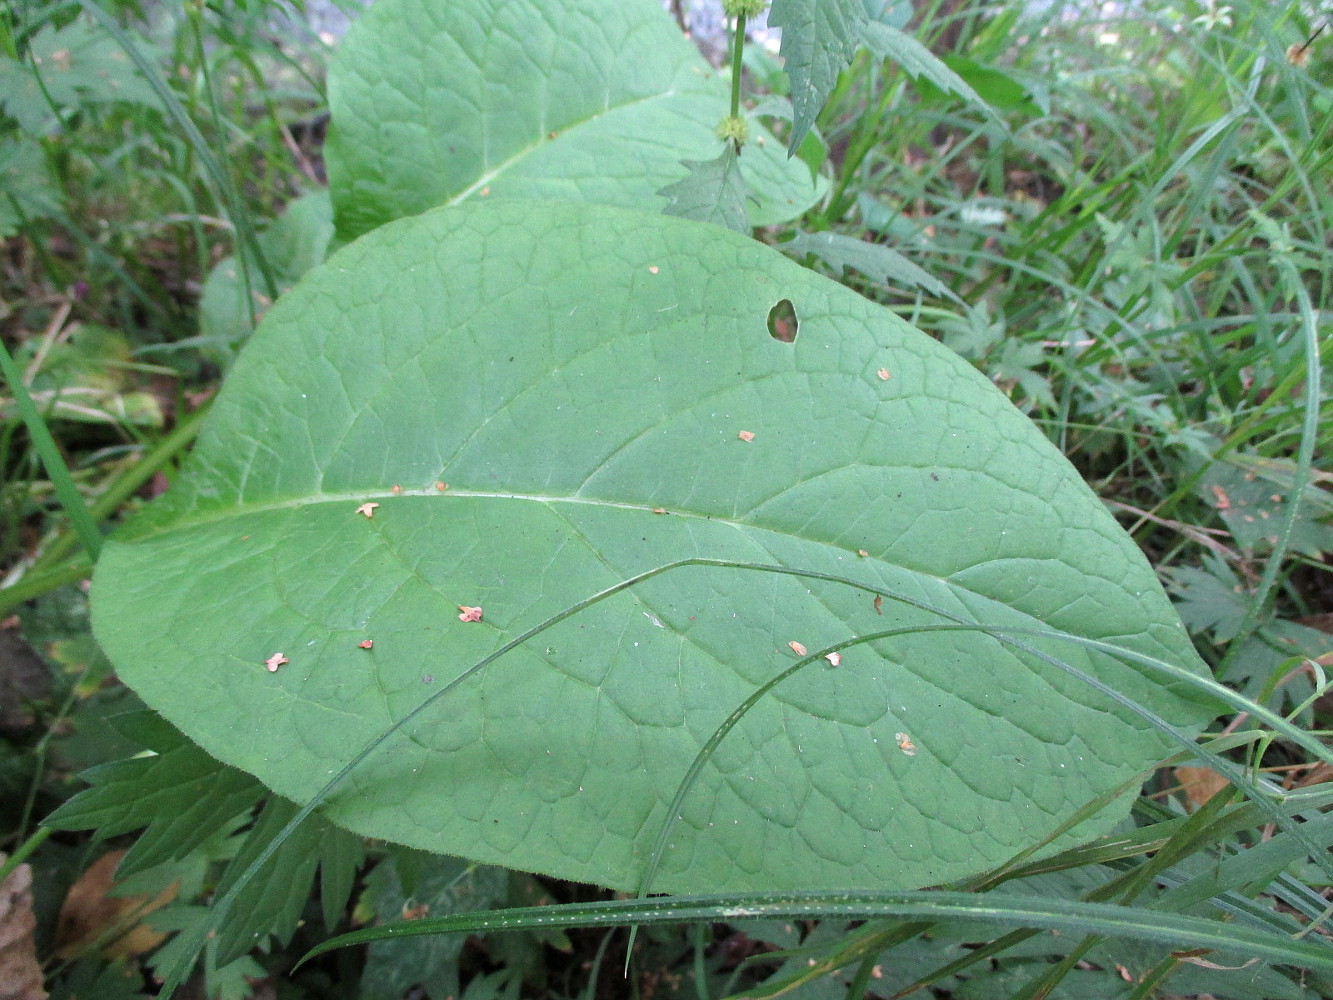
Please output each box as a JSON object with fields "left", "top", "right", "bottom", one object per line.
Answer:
{"left": 0, "top": 0, "right": 1329, "bottom": 997}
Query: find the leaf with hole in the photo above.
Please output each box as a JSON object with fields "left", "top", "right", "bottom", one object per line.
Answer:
{"left": 92, "top": 199, "right": 1214, "bottom": 895}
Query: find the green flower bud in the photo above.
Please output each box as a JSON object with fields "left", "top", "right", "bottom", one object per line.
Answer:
{"left": 722, "top": 0, "right": 767, "bottom": 18}
{"left": 715, "top": 115, "right": 750, "bottom": 145}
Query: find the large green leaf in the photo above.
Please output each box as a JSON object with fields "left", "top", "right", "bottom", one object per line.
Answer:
{"left": 92, "top": 200, "right": 1213, "bottom": 895}
{"left": 325, "top": 0, "right": 823, "bottom": 241}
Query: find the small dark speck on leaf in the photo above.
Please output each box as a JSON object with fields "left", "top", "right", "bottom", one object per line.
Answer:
{"left": 930, "top": 472, "right": 939, "bottom": 481}
{"left": 767, "top": 299, "right": 798, "bottom": 343}
{"left": 423, "top": 674, "right": 434, "bottom": 684}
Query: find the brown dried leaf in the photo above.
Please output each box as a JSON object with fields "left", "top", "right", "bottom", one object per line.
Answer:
{"left": 1175, "top": 765, "right": 1229, "bottom": 808}
{"left": 0, "top": 855, "right": 46, "bottom": 1000}
{"left": 53, "top": 850, "right": 175, "bottom": 962}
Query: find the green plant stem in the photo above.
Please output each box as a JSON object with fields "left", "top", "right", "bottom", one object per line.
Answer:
{"left": 0, "top": 337, "right": 102, "bottom": 560}
{"left": 0, "top": 562, "right": 92, "bottom": 617}
{"left": 0, "top": 827, "right": 51, "bottom": 884}
{"left": 729, "top": 12, "right": 746, "bottom": 120}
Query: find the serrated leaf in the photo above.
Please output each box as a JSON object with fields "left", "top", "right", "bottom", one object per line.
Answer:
{"left": 1169, "top": 560, "right": 1250, "bottom": 644}
{"left": 49, "top": 957, "right": 152, "bottom": 1000}
{"left": 768, "top": 0, "right": 868, "bottom": 154}
{"left": 779, "top": 230, "right": 951, "bottom": 299}
{"left": 0, "top": 134, "right": 62, "bottom": 236}
{"left": 1197, "top": 457, "right": 1333, "bottom": 556}
{"left": 144, "top": 906, "right": 266, "bottom": 1000}
{"left": 104, "top": 709, "right": 189, "bottom": 755}
{"left": 0, "top": 19, "right": 160, "bottom": 135}
{"left": 42, "top": 738, "right": 264, "bottom": 879}
{"left": 92, "top": 199, "right": 1213, "bottom": 896}
{"left": 326, "top": 0, "right": 821, "bottom": 241}
{"left": 320, "top": 822, "right": 366, "bottom": 933}
{"left": 658, "top": 147, "right": 751, "bottom": 233}
{"left": 360, "top": 852, "right": 508, "bottom": 1000}
{"left": 213, "top": 796, "right": 360, "bottom": 965}
{"left": 859, "top": 21, "right": 988, "bottom": 113}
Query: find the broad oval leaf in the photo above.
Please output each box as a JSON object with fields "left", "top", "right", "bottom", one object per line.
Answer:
{"left": 326, "top": 0, "right": 823, "bottom": 240}
{"left": 93, "top": 200, "right": 1213, "bottom": 894}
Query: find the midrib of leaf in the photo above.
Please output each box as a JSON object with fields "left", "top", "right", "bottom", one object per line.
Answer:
{"left": 111, "top": 487, "right": 1164, "bottom": 661}
{"left": 441, "top": 84, "right": 695, "bottom": 208}
{"left": 112, "top": 488, "right": 1092, "bottom": 626}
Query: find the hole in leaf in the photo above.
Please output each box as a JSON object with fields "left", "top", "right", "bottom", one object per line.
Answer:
{"left": 767, "top": 299, "right": 798, "bottom": 343}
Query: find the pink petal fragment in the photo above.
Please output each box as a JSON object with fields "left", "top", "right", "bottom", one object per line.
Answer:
{"left": 824, "top": 651, "right": 841, "bottom": 667}
{"left": 435, "top": 481, "right": 448, "bottom": 491}
{"left": 895, "top": 732, "right": 918, "bottom": 756}
{"left": 458, "top": 605, "right": 484, "bottom": 623}
{"left": 788, "top": 640, "right": 807, "bottom": 656}
{"left": 264, "top": 653, "right": 288, "bottom": 672}
{"left": 356, "top": 502, "right": 379, "bottom": 518}
{"left": 358, "top": 640, "right": 374, "bottom": 649}
{"left": 648, "top": 266, "right": 660, "bottom": 274}
{"left": 738, "top": 430, "right": 756, "bottom": 442}
{"left": 877, "top": 368, "right": 891, "bottom": 381}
